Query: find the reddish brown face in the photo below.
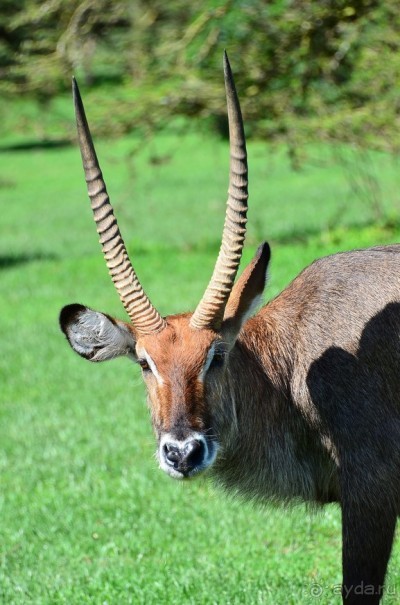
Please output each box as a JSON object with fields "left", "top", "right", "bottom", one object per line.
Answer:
{"left": 63, "top": 56, "right": 272, "bottom": 481}
{"left": 60, "top": 246, "right": 270, "bottom": 480}
{"left": 134, "top": 314, "right": 225, "bottom": 479}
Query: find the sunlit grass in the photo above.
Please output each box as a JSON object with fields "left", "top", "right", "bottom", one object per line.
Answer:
{"left": 1, "top": 128, "right": 400, "bottom": 604}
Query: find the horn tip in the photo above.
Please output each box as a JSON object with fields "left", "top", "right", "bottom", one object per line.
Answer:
{"left": 223, "top": 50, "right": 231, "bottom": 74}
{"left": 72, "top": 77, "right": 79, "bottom": 104}
{"left": 72, "top": 77, "right": 84, "bottom": 121}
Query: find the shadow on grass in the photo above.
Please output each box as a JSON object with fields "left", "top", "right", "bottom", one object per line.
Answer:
{"left": 163, "top": 218, "right": 400, "bottom": 254}
{"left": 256, "top": 217, "right": 400, "bottom": 248}
{"left": 0, "top": 253, "right": 58, "bottom": 270}
{"left": 0, "top": 139, "right": 71, "bottom": 153}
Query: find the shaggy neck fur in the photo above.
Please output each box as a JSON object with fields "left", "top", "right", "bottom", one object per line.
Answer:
{"left": 210, "top": 311, "right": 339, "bottom": 505}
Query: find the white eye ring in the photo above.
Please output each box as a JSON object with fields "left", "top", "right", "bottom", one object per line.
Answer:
{"left": 198, "top": 343, "right": 227, "bottom": 382}
{"left": 136, "top": 349, "right": 164, "bottom": 385}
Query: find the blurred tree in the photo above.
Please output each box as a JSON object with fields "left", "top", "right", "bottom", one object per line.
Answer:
{"left": 0, "top": 0, "right": 399, "bottom": 150}
{"left": 0, "top": 0, "right": 131, "bottom": 99}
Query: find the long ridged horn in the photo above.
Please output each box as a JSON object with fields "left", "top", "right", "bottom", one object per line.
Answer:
{"left": 72, "top": 78, "right": 166, "bottom": 335}
{"left": 190, "top": 52, "right": 248, "bottom": 331}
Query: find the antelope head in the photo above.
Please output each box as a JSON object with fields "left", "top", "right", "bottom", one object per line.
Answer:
{"left": 60, "top": 53, "right": 270, "bottom": 479}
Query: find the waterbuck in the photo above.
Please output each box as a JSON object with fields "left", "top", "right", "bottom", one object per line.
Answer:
{"left": 59, "top": 53, "right": 400, "bottom": 603}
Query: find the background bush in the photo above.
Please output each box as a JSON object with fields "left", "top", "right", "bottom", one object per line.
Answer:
{"left": 1, "top": 0, "right": 400, "bottom": 150}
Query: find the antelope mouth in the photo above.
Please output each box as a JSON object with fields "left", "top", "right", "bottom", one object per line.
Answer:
{"left": 158, "top": 433, "right": 218, "bottom": 479}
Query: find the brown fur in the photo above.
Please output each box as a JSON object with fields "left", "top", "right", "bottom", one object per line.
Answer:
{"left": 133, "top": 246, "right": 400, "bottom": 603}
{"left": 60, "top": 57, "right": 400, "bottom": 602}
{"left": 60, "top": 241, "right": 400, "bottom": 604}
{"left": 137, "top": 317, "right": 217, "bottom": 436}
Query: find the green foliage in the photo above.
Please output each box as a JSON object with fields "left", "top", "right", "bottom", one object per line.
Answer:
{"left": 1, "top": 0, "right": 400, "bottom": 150}
{"left": 1, "top": 130, "right": 400, "bottom": 603}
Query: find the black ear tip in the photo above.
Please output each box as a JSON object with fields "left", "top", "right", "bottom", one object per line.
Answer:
{"left": 256, "top": 242, "right": 271, "bottom": 264}
{"left": 59, "top": 303, "right": 86, "bottom": 331}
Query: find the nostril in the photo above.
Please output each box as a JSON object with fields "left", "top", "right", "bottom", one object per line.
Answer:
{"left": 184, "top": 440, "right": 205, "bottom": 468}
{"left": 163, "top": 443, "right": 181, "bottom": 466}
{"left": 161, "top": 439, "right": 207, "bottom": 474}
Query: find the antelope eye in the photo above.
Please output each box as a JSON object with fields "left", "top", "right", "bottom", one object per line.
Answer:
{"left": 138, "top": 358, "right": 151, "bottom": 372}
{"left": 209, "top": 350, "right": 225, "bottom": 370}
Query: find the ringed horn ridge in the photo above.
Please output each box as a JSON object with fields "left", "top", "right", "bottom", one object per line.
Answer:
{"left": 73, "top": 50, "right": 248, "bottom": 334}
{"left": 190, "top": 51, "right": 248, "bottom": 331}
{"left": 72, "top": 77, "right": 166, "bottom": 335}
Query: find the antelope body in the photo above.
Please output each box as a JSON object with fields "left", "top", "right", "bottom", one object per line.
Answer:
{"left": 60, "top": 53, "right": 400, "bottom": 604}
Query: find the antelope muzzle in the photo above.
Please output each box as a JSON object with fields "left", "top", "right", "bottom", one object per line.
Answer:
{"left": 158, "top": 433, "right": 218, "bottom": 479}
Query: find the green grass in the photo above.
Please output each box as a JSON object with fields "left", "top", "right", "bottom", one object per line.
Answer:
{"left": 1, "top": 127, "right": 400, "bottom": 604}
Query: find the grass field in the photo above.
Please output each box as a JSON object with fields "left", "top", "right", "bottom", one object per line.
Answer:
{"left": 1, "top": 125, "right": 400, "bottom": 604}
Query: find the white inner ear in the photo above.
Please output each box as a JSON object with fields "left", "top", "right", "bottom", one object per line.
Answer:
{"left": 67, "top": 310, "right": 135, "bottom": 361}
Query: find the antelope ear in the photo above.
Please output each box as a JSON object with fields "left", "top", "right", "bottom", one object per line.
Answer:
{"left": 59, "top": 303, "right": 137, "bottom": 362}
{"left": 222, "top": 242, "right": 270, "bottom": 344}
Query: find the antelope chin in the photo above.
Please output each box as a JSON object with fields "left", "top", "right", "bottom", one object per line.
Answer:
{"left": 158, "top": 433, "right": 219, "bottom": 480}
